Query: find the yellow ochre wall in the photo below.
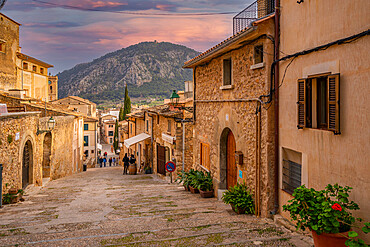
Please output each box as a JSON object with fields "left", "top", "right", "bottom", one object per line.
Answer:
{"left": 278, "top": 0, "right": 370, "bottom": 236}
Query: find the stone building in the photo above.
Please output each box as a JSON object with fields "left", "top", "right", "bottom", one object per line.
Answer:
{"left": 0, "top": 13, "right": 20, "bottom": 91}
{"left": 16, "top": 52, "right": 53, "bottom": 101}
{"left": 83, "top": 117, "right": 98, "bottom": 168}
{"left": 0, "top": 13, "right": 55, "bottom": 102}
{"left": 121, "top": 100, "right": 194, "bottom": 178}
{"left": 48, "top": 76, "right": 58, "bottom": 101}
{"left": 183, "top": 14, "right": 276, "bottom": 216}
{"left": 277, "top": 0, "right": 370, "bottom": 231}
{"left": 51, "top": 96, "right": 96, "bottom": 118}
{"left": 0, "top": 109, "right": 77, "bottom": 193}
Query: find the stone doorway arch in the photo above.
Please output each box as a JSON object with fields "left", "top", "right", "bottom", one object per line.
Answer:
{"left": 220, "top": 128, "right": 237, "bottom": 189}
{"left": 42, "top": 133, "right": 52, "bottom": 178}
{"left": 22, "top": 140, "right": 33, "bottom": 188}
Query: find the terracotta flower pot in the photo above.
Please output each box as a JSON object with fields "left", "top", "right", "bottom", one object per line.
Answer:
{"left": 230, "top": 203, "right": 246, "bottom": 214}
{"left": 189, "top": 186, "right": 199, "bottom": 194}
{"left": 199, "top": 189, "right": 214, "bottom": 198}
{"left": 311, "top": 230, "right": 349, "bottom": 247}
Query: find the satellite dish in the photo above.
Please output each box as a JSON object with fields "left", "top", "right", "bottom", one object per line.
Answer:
{"left": 0, "top": 0, "right": 7, "bottom": 10}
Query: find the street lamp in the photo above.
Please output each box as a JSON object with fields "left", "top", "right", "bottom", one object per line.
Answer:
{"left": 47, "top": 117, "right": 55, "bottom": 130}
{"left": 36, "top": 116, "right": 56, "bottom": 135}
{"left": 170, "top": 90, "right": 180, "bottom": 106}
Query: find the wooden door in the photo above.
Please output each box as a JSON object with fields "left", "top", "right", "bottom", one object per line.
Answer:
{"left": 22, "top": 141, "right": 31, "bottom": 188}
{"left": 226, "top": 131, "right": 237, "bottom": 189}
{"left": 157, "top": 145, "right": 166, "bottom": 175}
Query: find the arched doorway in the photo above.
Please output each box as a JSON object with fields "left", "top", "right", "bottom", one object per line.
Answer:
{"left": 22, "top": 140, "right": 33, "bottom": 188}
{"left": 220, "top": 128, "right": 237, "bottom": 189}
{"left": 42, "top": 133, "right": 52, "bottom": 178}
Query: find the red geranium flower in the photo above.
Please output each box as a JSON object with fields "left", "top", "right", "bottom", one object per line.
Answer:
{"left": 332, "top": 203, "right": 342, "bottom": 211}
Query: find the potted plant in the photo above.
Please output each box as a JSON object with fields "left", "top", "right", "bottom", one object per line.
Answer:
{"left": 283, "top": 184, "right": 369, "bottom": 247}
{"left": 175, "top": 170, "right": 190, "bottom": 191}
{"left": 195, "top": 171, "right": 214, "bottom": 198}
{"left": 222, "top": 183, "right": 254, "bottom": 214}
{"left": 188, "top": 169, "right": 201, "bottom": 194}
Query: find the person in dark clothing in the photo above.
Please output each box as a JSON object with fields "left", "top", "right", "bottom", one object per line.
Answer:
{"left": 103, "top": 157, "right": 107, "bottom": 167}
{"left": 129, "top": 154, "right": 136, "bottom": 165}
{"left": 122, "top": 153, "right": 130, "bottom": 175}
{"left": 109, "top": 157, "right": 112, "bottom": 166}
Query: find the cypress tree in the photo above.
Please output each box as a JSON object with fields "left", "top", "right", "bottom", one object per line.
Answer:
{"left": 113, "top": 119, "right": 119, "bottom": 153}
{"left": 119, "top": 106, "right": 124, "bottom": 121}
{"left": 123, "top": 85, "right": 131, "bottom": 120}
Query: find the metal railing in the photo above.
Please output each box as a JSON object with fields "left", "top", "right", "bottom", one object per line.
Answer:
{"left": 233, "top": 0, "right": 275, "bottom": 35}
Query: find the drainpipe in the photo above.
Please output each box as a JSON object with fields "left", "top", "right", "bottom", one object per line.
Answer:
{"left": 193, "top": 67, "right": 196, "bottom": 124}
{"left": 255, "top": 102, "right": 262, "bottom": 217}
{"left": 0, "top": 164, "right": 3, "bottom": 208}
{"left": 182, "top": 122, "right": 185, "bottom": 172}
{"left": 273, "top": 0, "right": 281, "bottom": 214}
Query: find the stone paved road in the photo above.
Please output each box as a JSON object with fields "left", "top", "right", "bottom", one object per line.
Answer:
{"left": 0, "top": 168, "right": 313, "bottom": 246}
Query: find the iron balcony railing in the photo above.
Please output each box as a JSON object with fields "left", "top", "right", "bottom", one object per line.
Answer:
{"left": 233, "top": 0, "right": 275, "bottom": 35}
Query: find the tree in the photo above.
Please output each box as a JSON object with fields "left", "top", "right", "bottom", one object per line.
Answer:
{"left": 113, "top": 119, "right": 119, "bottom": 153}
{"left": 123, "top": 85, "right": 131, "bottom": 120}
{"left": 119, "top": 107, "right": 124, "bottom": 121}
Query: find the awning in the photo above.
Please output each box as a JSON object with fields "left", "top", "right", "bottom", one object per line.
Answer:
{"left": 162, "top": 133, "right": 176, "bottom": 144}
{"left": 124, "top": 133, "right": 151, "bottom": 148}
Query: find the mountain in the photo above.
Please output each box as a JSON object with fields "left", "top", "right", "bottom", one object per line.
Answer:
{"left": 57, "top": 41, "right": 200, "bottom": 104}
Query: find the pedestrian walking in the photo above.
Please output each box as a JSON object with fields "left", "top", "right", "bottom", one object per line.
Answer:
{"left": 122, "top": 153, "right": 129, "bottom": 175}
{"left": 103, "top": 157, "right": 107, "bottom": 167}
{"left": 99, "top": 157, "right": 103, "bottom": 168}
{"left": 112, "top": 157, "right": 116, "bottom": 166}
{"left": 109, "top": 157, "right": 112, "bottom": 166}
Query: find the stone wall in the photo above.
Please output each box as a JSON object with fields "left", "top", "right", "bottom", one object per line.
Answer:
{"left": 39, "top": 116, "right": 75, "bottom": 180}
{"left": 0, "top": 14, "right": 19, "bottom": 92}
{"left": 1, "top": 113, "right": 80, "bottom": 194}
{"left": 192, "top": 18, "right": 275, "bottom": 217}
{"left": 0, "top": 113, "right": 41, "bottom": 192}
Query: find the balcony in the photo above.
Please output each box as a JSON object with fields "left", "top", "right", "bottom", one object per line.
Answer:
{"left": 233, "top": 0, "right": 275, "bottom": 35}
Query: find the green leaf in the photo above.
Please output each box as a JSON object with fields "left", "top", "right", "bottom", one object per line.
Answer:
{"left": 348, "top": 231, "right": 358, "bottom": 238}
{"left": 312, "top": 225, "right": 318, "bottom": 231}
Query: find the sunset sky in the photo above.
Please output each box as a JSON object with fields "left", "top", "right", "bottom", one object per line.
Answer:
{"left": 2, "top": 0, "right": 252, "bottom": 73}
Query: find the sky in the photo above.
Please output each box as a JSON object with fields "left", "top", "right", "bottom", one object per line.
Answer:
{"left": 1, "top": 0, "right": 252, "bottom": 74}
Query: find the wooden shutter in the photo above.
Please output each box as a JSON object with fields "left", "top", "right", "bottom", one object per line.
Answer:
{"left": 297, "top": 79, "right": 306, "bottom": 129}
{"left": 327, "top": 74, "right": 340, "bottom": 134}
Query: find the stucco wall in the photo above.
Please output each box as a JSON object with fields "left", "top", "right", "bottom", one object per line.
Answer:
{"left": 278, "top": 0, "right": 370, "bottom": 234}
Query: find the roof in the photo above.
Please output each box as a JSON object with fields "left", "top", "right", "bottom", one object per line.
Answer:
{"left": 17, "top": 52, "right": 53, "bottom": 68}
{"left": 146, "top": 104, "right": 183, "bottom": 118}
{"left": 53, "top": 96, "right": 95, "bottom": 106}
{"left": 0, "top": 13, "right": 21, "bottom": 26}
{"left": 183, "top": 13, "right": 275, "bottom": 68}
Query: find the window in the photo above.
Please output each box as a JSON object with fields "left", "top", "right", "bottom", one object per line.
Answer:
{"left": 146, "top": 120, "right": 149, "bottom": 132}
{"left": 109, "top": 137, "right": 113, "bottom": 144}
{"left": 130, "top": 124, "right": 132, "bottom": 134}
{"left": 84, "top": 136, "right": 89, "bottom": 146}
{"left": 157, "top": 116, "right": 159, "bottom": 125}
{"left": 223, "top": 58, "right": 232, "bottom": 86}
{"left": 282, "top": 159, "right": 301, "bottom": 194}
{"left": 200, "top": 142, "right": 210, "bottom": 170}
{"left": 297, "top": 74, "right": 340, "bottom": 134}
{"left": 91, "top": 150, "right": 94, "bottom": 154}
{"left": 167, "top": 120, "right": 171, "bottom": 133}
{"left": 0, "top": 41, "right": 5, "bottom": 53}
{"left": 254, "top": 45, "right": 263, "bottom": 64}
{"left": 32, "top": 65, "right": 37, "bottom": 72}
{"left": 40, "top": 67, "right": 44, "bottom": 74}
{"left": 84, "top": 124, "right": 88, "bottom": 130}
{"left": 23, "top": 62, "right": 28, "bottom": 70}
{"left": 84, "top": 150, "right": 89, "bottom": 157}
{"left": 50, "top": 86, "right": 53, "bottom": 92}
{"left": 108, "top": 131, "right": 114, "bottom": 136}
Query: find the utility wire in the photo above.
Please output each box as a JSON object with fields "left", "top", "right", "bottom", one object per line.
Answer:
{"left": 32, "top": 0, "right": 238, "bottom": 16}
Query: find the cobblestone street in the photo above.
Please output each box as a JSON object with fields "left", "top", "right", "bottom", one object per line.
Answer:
{"left": 0, "top": 168, "right": 312, "bottom": 247}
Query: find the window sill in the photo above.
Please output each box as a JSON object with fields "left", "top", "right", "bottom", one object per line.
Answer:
{"left": 219, "top": 85, "right": 234, "bottom": 90}
{"left": 250, "top": 62, "right": 265, "bottom": 70}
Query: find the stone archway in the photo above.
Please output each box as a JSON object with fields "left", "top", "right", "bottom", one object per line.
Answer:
{"left": 42, "top": 133, "right": 52, "bottom": 178}
{"left": 220, "top": 128, "right": 237, "bottom": 189}
{"left": 22, "top": 140, "right": 33, "bottom": 188}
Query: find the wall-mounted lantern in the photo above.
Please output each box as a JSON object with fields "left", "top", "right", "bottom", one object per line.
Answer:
{"left": 37, "top": 117, "right": 56, "bottom": 135}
